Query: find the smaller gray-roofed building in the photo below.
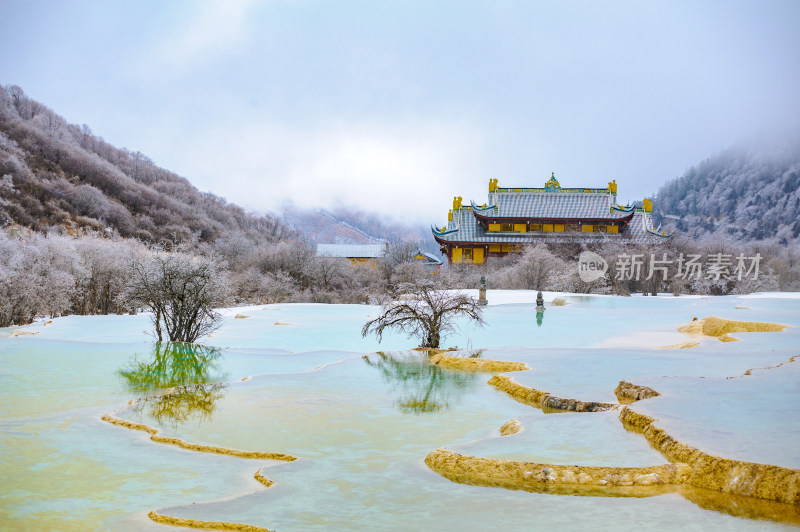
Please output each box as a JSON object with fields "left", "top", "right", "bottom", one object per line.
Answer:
{"left": 412, "top": 249, "right": 443, "bottom": 274}
{"left": 316, "top": 243, "right": 388, "bottom": 263}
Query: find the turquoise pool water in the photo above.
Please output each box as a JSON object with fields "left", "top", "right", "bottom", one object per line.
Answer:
{"left": 1, "top": 293, "right": 798, "bottom": 530}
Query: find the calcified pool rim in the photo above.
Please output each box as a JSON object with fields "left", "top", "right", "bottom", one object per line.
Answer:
{"left": 101, "top": 386, "right": 296, "bottom": 529}
{"left": 423, "top": 343, "right": 800, "bottom": 525}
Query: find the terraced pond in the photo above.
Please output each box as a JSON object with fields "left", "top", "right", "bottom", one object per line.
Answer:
{"left": 2, "top": 292, "right": 798, "bottom": 530}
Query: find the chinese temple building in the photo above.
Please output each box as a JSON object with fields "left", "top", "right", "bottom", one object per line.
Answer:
{"left": 432, "top": 174, "right": 670, "bottom": 264}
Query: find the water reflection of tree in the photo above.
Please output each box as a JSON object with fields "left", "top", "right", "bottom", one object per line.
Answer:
{"left": 119, "top": 342, "right": 228, "bottom": 428}
{"left": 363, "top": 351, "right": 478, "bottom": 414}
{"left": 135, "top": 382, "right": 226, "bottom": 428}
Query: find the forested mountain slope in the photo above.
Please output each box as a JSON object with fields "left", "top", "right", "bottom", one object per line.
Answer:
{"left": 0, "top": 85, "right": 293, "bottom": 247}
{"left": 655, "top": 139, "right": 800, "bottom": 245}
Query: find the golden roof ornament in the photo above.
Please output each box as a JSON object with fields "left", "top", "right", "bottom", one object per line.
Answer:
{"left": 544, "top": 172, "right": 560, "bottom": 189}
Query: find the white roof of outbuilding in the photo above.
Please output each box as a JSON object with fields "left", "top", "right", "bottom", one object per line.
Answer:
{"left": 316, "top": 243, "right": 387, "bottom": 258}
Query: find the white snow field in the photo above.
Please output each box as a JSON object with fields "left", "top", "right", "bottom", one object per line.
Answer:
{"left": 1, "top": 291, "right": 798, "bottom": 531}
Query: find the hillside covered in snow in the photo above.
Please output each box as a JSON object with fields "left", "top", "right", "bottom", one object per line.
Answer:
{"left": 655, "top": 137, "right": 800, "bottom": 245}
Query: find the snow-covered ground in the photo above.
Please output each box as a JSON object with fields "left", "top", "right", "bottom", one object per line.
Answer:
{"left": 737, "top": 291, "right": 800, "bottom": 299}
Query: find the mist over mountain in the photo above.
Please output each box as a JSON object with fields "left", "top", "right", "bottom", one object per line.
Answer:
{"left": 278, "top": 203, "right": 434, "bottom": 249}
{"left": 0, "top": 84, "right": 294, "bottom": 247}
{"left": 0, "top": 84, "right": 438, "bottom": 253}
{"left": 655, "top": 137, "right": 800, "bottom": 245}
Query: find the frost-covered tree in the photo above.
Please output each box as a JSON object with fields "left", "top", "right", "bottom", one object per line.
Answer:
{"left": 72, "top": 237, "right": 141, "bottom": 315}
{"left": 362, "top": 281, "right": 485, "bottom": 349}
{"left": 390, "top": 261, "right": 428, "bottom": 285}
{"left": 496, "top": 244, "right": 564, "bottom": 290}
{"left": 124, "top": 253, "right": 228, "bottom": 343}
{"left": 0, "top": 232, "right": 79, "bottom": 326}
{"left": 310, "top": 256, "right": 350, "bottom": 291}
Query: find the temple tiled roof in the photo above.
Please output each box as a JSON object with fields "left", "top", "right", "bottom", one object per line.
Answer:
{"left": 485, "top": 192, "right": 632, "bottom": 220}
{"left": 433, "top": 209, "right": 668, "bottom": 245}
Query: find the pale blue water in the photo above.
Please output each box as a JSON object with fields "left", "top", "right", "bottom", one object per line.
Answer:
{"left": 1, "top": 293, "right": 798, "bottom": 530}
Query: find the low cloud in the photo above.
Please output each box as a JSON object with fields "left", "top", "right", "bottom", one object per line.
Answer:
{"left": 177, "top": 119, "right": 489, "bottom": 223}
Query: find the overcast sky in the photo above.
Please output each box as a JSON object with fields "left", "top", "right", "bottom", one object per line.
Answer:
{"left": 2, "top": 0, "right": 799, "bottom": 223}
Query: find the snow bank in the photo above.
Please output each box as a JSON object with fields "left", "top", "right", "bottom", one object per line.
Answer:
{"left": 737, "top": 292, "right": 800, "bottom": 299}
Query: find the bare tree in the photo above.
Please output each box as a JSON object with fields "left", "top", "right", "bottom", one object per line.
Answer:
{"left": 362, "top": 281, "right": 485, "bottom": 349}
{"left": 311, "top": 256, "right": 349, "bottom": 291}
{"left": 384, "top": 241, "right": 419, "bottom": 268}
{"left": 124, "top": 253, "right": 228, "bottom": 343}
